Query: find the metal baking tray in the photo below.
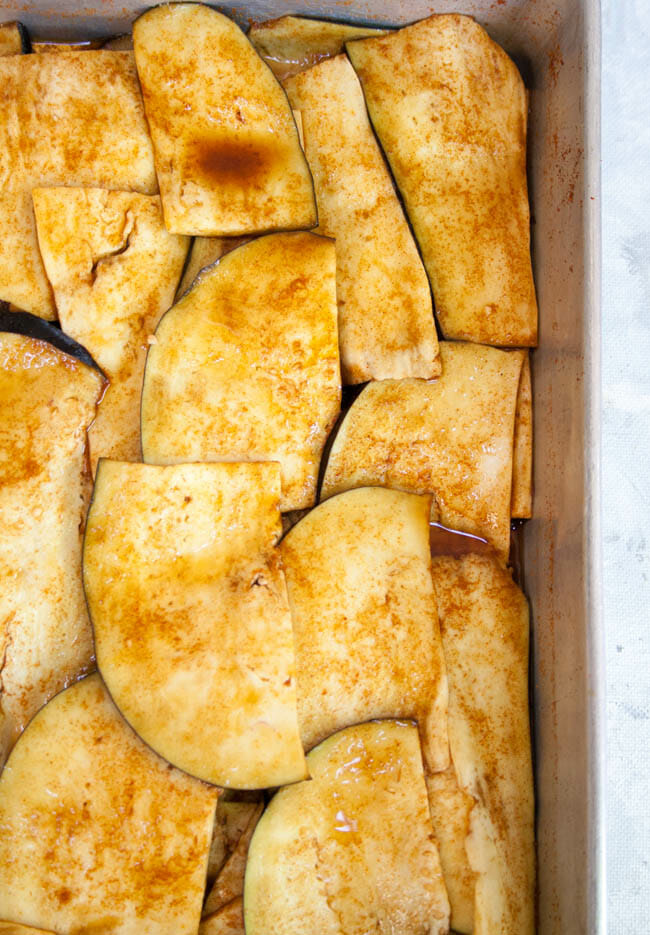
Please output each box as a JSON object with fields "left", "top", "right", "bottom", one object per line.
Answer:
{"left": 0, "top": 1, "right": 604, "bottom": 932}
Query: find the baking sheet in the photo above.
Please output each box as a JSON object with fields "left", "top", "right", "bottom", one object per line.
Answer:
{"left": 0, "top": 2, "right": 604, "bottom": 932}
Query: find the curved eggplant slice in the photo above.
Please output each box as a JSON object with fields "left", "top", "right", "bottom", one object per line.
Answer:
{"left": 0, "top": 307, "right": 98, "bottom": 370}
{"left": 347, "top": 15, "right": 537, "bottom": 347}
{"left": 83, "top": 460, "right": 307, "bottom": 789}
{"left": 0, "top": 331, "right": 104, "bottom": 766}
{"left": 141, "top": 232, "right": 340, "bottom": 512}
{"left": 280, "top": 487, "right": 448, "bottom": 772}
{"left": 33, "top": 188, "right": 189, "bottom": 474}
{"left": 249, "top": 15, "right": 387, "bottom": 83}
{"left": 321, "top": 342, "right": 525, "bottom": 560}
{"left": 430, "top": 553, "right": 534, "bottom": 935}
{"left": 0, "top": 925, "right": 56, "bottom": 935}
{"left": 203, "top": 802, "right": 263, "bottom": 916}
{"left": 133, "top": 3, "right": 316, "bottom": 236}
{"left": 244, "top": 720, "right": 450, "bottom": 935}
{"left": 0, "top": 674, "right": 217, "bottom": 935}
{"left": 207, "top": 793, "right": 263, "bottom": 885}
{"left": 285, "top": 55, "right": 439, "bottom": 384}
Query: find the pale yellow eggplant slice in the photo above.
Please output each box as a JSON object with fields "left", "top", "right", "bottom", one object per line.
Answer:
{"left": 285, "top": 55, "right": 439, "bottom": 383}
{"left": 347, "top": 15, "right": 537, "bottom": 347}
{"left": 244, "top": 721, "right": 450, "bottom": 935}
{"left": 33, "top": 188, "right": 189, "bottom": 474}
{"left": 0, "top": 333, "right": 104, "bottom": 765}
{"left": 0, "top": 674, "right": 217, "bottom": 935}
{"left": 430, "top": 554, "right": 534, "bottom": 935}
{"left": 511, "top": 352, "right": 533, "bottom": 518}
{"left": 427, "top": 766, "right": 476, "bottom": 935}
{"left": 83, "top": 460, "right": 307, "bottom": 788}
{"left": 249, "top": 14, "right": 387, "bottom": 82}
{"left": 0, "top": 51, "right": 156, "bottom": 318}
{"left": 0, "top": 22, "right": 28, "bottom": 55}
{"left": 32, "top": 40, "right": 103, "bottom": 52}
{"left": 280, "top": 487, "right": 448, "bottom": 771}
{"left": 204, "top": 802, "right": 263, "bottom": 916}
{"left": 176, "top": 236, "right": 250, "bottom": 299}
{"left": 133, "top": 3, "right": 316, "bottom": 236}
{"left": 207, "top": 793, "right": 262, "bottom": 884}
{"left": 321, "top": 342, "right": 525, "bottom": 559}
{"left": 141, "top": 232, "right": 340, "bottom": 511}
{"left": 200, "top": 899, "right": 244, "bottom": 935}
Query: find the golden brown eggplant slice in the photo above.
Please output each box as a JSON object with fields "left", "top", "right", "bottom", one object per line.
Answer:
{"left": 280, "top": 487, "right": 448, "bottom": 771}
{"left": 83, "top": 460, "right": 307, "bottom": 788}
{"left": 244, "top": 721, "right": 450, "bottom": 935}
{"left": 285, "top": 55, "right": 439, "bottom": 384}
{"left": 141, "top": 232, "right": 340, "bottom": 511}
{"left": 321, "top": 342, "right": 525, "bottom": 559}
{"left": 0, "top": 674, "right": 217, "bottom": 935}
{"left": 249, "top": 14, "right": 387, "bottom": 82}
{"left": 176, "top": 235, "right": 250, "bottom": 299}
{"left": 0, "top": 333, "right": 104, "bottom": 765}
{"left": 0, "top": 51, "right": 156, "bottom": 318}
{"left": 204, "top": 802, "right": 263, "bottom": 916}
{"left": 32, "top": 39, "right": 103, "bottom": 52}
{"left": 200, "top": 899, "right": 244, "bottom": 935}
{"left": 347, "top": 15, "right": 537, "bottom": 347}
{"left": 33, "top": 188, "right": 189, "bottom": 473}
{"left": 133, "top": 3, "right": 316, "bottom": 236}
{"left": 431, "top": 554, "right": 534, "bottom": 935}
{"left": 207, "top": 793, "right": 263, "bottom": 884}
{"left": 426, "top": 766, "right": 476, "bottom": 935}
{"left": 511, "top": 352, "right": 533, "bottom": 518}
{"left": 0, "top": 21, "right": 29, "bottom": 55}
{"left": 0, "top": 926, "right": 56, "bottom": 935}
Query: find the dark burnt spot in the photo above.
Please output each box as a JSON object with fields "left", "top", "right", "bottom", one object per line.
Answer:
{"left": 186, "top": 134, "right": 280, "bottom": 190}
{"left": 57, "top": 887, "right": 73, "bottom": 904}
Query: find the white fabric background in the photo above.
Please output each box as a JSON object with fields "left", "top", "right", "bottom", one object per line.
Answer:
{"left": 602, "top": 1, "right": 650, "bottom": 931}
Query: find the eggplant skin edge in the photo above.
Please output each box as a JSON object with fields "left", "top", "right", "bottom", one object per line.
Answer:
{"left": 0, "top": 307, "right": 102, "bottom": 374}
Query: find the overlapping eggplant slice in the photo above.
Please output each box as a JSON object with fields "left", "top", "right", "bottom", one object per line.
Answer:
{"left": 280, "top": 487, "right": 448, "bottom": 771}
{"left": 133, "top": 3, "right": 316, "bottom": 236}
{"left": 141, "top": 232, "right": 340, "bottom": 511}
{"left": 0, "top": 674, "right": 217, "bottom": 935}
{"left": 176, "top": 235, "right": 250, "bottom": 299}
{"left": 0, "top": 925, "right": 56, "bottom": 935}
{"left": 244, "top": 720, "right": 450, "bottom": 935}
{"left": 200, "top": 899, "right": 244, "bottom": 935}
{"left": 321, "top": 341, "right": 525, "bottom": 559}
{"left": 33, "top": 188, "right": 189, "bottom": 473}
{"left": 83, "top": 460, "right": 307, "bottom": 788}
{"left": 207, "top": 792, "right": 263, "bottom": 886}
{"left": 0, "top": 21, "right": 29, "bottom": 56}
{"left": 0, "top": 331, "right": 104, "bottom": 766}
{"left": 249, "top": 14, "right": 387, "bottom": 82}
{"left": 204, "top": 801, "right": 263, "bottom": 916}
{"left": 511, "top": 352, "right": 533, "bottom": 518}
{"left": 285, "top": 55, "right": 439, "bottom": 383}
{"left": 429, "top": 553, "right": 535, "bottom": 935}
{"left": 347, "top": 14, "right": 537, "bottom": 347}
{"left": 0, "top": 51, "right": 156, "bottom": 317}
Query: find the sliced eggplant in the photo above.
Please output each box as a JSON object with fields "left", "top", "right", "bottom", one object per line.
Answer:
{"left": 430, "top": 553, "right": 534, "bottom": 935}
{"left": 200, "top": 899, "right": 244, "bottom": 935}
{"left": 176, "top": 235, "right": 250, "bottom": 299}
{"left": 207, "top": 793, "right": 262, "bottom": 884}
{"left": 141, "top": 232, "right": 340, "bottom": 511}
{"left": 83, "top": 460, "right": 307, "bottom": 788}
{"left": 203, "top": 802, "right": 263, "bottom": 916}
{"left": 103, "top": 34, "right": 133, "bottom": 50}
{"left": 280, "top": 487, "right": 448, "bottom": 771}
{"left": 133, "top": 3, "right": 316, "bottom": 236}
{"left": 0, "top": 21, "right": 29, "bottom": 55}
{"left": 0, "top": 332, "right": 104, "bottom": 765}
{"left": 511, "top": 352, "right": 533, "bottom": 518}
{"left": 244, "top": 720, "right": 450, "bottom": 935}
{"left": 426, "top": 766, "right": 476, "bottom": 935}
{"left": 32, "top": 39, "right": 103, "bottom": 52}
{"left": 0, "top": 926, "right": 56, "bottom": 935}
{"left": 0, "top": 51, "right": 156, "bottom": 317}
{"left": 321, "top": 342, "right": 525, "bottom": 560}
{"left": 248, "top": 14, "right": 387, "bottom": 82}
{"left": 0, "top": 674, "right": 217, "bottom": 935}
{"left": 285, "top": 55, "right": 439, "bottom": 383}
{"left": 32, "top": 187, "right": 189, "bottom": 473}
{"left": 347, "top": 15, "right": 538, "bottom": 347}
